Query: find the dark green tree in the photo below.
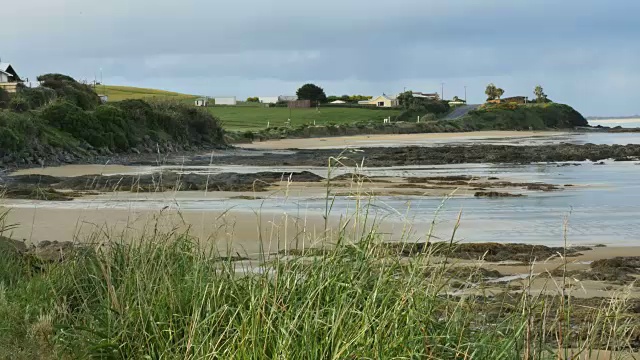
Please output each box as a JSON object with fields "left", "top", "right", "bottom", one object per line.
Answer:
{"left": 397, "top": 91, "right": 414, "bottom": 109}
{"left": 296, "top": 84, "right": 327, "bottom": 103}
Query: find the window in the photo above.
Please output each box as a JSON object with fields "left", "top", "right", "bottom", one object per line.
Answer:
{"left": 378, "top": 102, "right": 385, "bottom": 107}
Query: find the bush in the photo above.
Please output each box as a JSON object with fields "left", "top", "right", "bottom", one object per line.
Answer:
{"left": 37, "top": 73, "right": 101, "bottom": 110}
{"left": 8, "top": 96, "right": 30, "bottom": 113}
{"left": 0, "top": 88, "right": 10, "bottom": 109}
{"left": 18, "top": 86, "right": 57, "bottom": 109}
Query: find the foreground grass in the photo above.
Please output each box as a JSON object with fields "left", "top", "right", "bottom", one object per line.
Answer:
{"left": 98, "top": 85, "right": 199, "bottom": 103}
{"left": 207, "top": 106, "right": 402, "bottom": 130}
{"left": 1, "top": 223, "right": 637, "bottom": 359}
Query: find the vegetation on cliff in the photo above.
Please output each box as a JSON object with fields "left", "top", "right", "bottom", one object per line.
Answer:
{"left": 0, "top": 74, "right": 225, "bottom": 166}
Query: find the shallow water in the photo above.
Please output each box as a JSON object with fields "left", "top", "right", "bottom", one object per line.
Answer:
{"left": 588, "top": 118, "right": 640, "bottom": 128}
{"left": 4, "top": 161, "right": 640, "bottom": 247}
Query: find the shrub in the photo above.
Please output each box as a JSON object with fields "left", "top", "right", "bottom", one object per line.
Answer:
{"left": 37, "top": 74, "right": 101, "bottom": 110}
{"left": 8, "top": 96, "right": 30, "bottom": 113}
{"left": 18, "top": 86, "right": 57, "bottom": 109}
{"left": 0, "top": 88, "right": 10, "bottom": 109}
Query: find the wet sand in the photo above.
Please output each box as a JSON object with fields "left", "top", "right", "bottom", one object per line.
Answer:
{"left": 10, "top": 164, "right": 150, "bottom": 177}
{"left": 240, "top": 131, "right": 566, "bottom": 150}
{"left": 0, "top": 205, "right": 408, "bottom": 256}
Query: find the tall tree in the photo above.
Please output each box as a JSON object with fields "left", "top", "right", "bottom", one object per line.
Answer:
{"left": 296, "top": 84, "right": 327, "bottom": 103}
{"left": 485, "top": 83, "right": 497, "bottom": 100}
{"left": 485, "top": 83, "right": 505, "bottom": 101}
{"left": 534, "top": 85, "right": 547, "bottom": 103}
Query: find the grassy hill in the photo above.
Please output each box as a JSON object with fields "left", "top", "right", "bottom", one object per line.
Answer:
{"left": 207, "top": 106, "right": 402, "bottom": 130}
{"left": 97, "top": 85, "right": 199, "bottom": 103}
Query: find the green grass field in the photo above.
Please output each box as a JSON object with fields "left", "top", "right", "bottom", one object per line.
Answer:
{"left": 206, "top": 106, "right": 402, "bottom": 130}
{"left": 98, "top": 85, "right": 199, "bottom": 103}
{"left": 95, "top": 86, "right": 401, "bottom": 130}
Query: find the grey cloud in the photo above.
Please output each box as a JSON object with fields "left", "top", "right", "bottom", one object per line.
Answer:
{"left": 1, "top": 0, "right": 639, "bottom": 115}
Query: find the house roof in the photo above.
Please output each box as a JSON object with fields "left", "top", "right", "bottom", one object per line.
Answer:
{"left": 378, "top": 94, "right": 396, "bottom": 101}
{"left": 0, "top": 63, "right": 20, "bottom": 81}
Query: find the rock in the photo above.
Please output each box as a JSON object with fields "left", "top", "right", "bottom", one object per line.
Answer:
{"left": 0, "top": 236, "right": 28, "bottom": 255}
{"left": 581, "top": 257, "right": 640, "bottom": 284}
{"left": 33, "top": 241, "right": 75, "bottom": 262}
{"left": 474, "top": 191, "right": 525, "bottom": 198}
{"left": 131, "top": 147, "right": 141, "bottom": 155}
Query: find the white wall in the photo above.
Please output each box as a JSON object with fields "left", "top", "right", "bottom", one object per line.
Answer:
{"left": 259, "top": 96, "right": 279, "bottom": 104}
{"left": 215, "top": 97, "right": 237, "bottom": 105}
{"left": 0, "top": 73, "right": 8, "bottom": 83}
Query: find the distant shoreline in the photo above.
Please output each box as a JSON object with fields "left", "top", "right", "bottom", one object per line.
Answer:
{"left": 587, "top": 116, "right": 640, "bottom": 120}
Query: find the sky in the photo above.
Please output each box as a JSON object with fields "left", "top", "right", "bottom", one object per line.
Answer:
{"left": 2, "top": 0, "right": 639, "bottom": 116}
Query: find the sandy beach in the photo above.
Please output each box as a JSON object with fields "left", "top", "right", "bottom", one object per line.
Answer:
{"left": 240, "top": 131, "right": 566, "bottom": 150}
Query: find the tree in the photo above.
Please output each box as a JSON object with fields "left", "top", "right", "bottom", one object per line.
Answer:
{"left": 534, "top": 85, "right": 547, "bottom": 103}
{"left": 485, "top": 83, "right": 505, "bottom": 101}
{"left": 246, "top": 97, "right": 259, "bottom": 103}
{"left": 397, "top": 91, "right": 414, "bottom": 109}
{"left": 296, "top": 83, "right": 327, "bottom": 103}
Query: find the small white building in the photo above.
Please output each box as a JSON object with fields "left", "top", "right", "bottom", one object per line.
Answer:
{"left": 195, "top": 98, "right": 208, "bottom": 107}
{"left": 259, "top": 96, "right": 280, "bottom": 104}
{"left": 278, "top": 95, "right": 297, "bottom": 102}
{"left": 214, "top": 96, "right": 237, "bottom": 106}
{"left": 330, "top": 100, "right": 347, "bottom": 104}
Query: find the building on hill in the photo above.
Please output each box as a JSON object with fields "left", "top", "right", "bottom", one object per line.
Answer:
{"left": 214, "top": 96, "right": 237, "bottom": 105}
{"left": 358, "top": 94, "right": 399, "bottom": 107}
{"left": 502, "top": 96, "right": 529, "bottom": 104}
{"left": 195, "top": 98, "right": 208, "bottom": 107}
{"left": 0, "top": 62, "right": 23, "bottom": 93}
{"left": 412, "top": 92, "right": 440, "bottom": 100}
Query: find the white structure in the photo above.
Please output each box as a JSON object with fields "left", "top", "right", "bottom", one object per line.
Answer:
{"left": 98, "top": 94, "right": 109, "bottom": 103}
{"left": 330, "top": 100, "right": 347, "bottom": 104}
{"left": 411, "top": 91, "right": 439, "bottom": 100}
{"left": 214, "top": 96, "right": 237, "bottom": 106}
{"left": 278, "top": 95, "right": 297, "bottom": 102}
{"left": 195, "top": 98, "right": 208, "bottom": 107}
{"left": 0, "top": 63, "right": 22, "bottom": 93}
{"left": 259, "top": 96, "right": 280, "bottom": 104}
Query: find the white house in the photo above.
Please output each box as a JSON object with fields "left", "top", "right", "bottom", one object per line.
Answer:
{"left": 195, "top": 98, "right": 208, "bottom": 107}
{"left": 215, "top": 96, "right": 237, "bottom": 105}
{"left": 0, "top": 63, "right": 22, "bottom": 93}
{"left": 330, "top": 100, "right": 347, "bottom": 104}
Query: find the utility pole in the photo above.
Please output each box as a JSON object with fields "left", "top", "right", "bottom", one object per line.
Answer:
{"left": 441, "top": 82, "right": 445, "bottom": 101}
{"left": 464, "top": 86, "right": 467, "bottom": 103}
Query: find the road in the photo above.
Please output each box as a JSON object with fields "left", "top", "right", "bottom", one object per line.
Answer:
{"left": 443, "top": 104, "right": 481, "bottom": 120}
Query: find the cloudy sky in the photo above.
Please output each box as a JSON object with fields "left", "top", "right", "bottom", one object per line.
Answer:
{"left": 3, "top": 0, "right": 639, "bottom": 116}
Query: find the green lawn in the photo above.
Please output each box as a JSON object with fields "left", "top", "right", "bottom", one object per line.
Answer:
{"left": 98, "top": 85, "right": 199, "bottom": 103}
{"left": 206, "top": 106, "right": 402, "bottom": 130}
